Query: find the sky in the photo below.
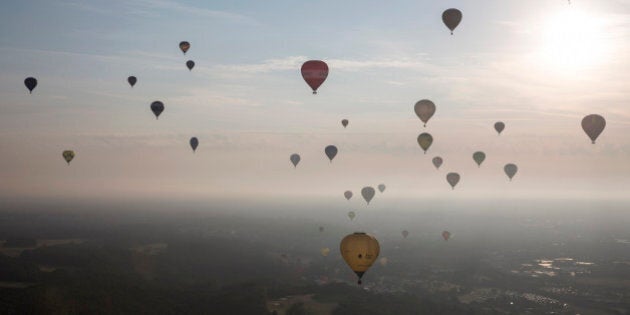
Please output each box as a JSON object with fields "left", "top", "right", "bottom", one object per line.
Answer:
{"left": 0, "top": 0, "right": 629, "bottom": 205}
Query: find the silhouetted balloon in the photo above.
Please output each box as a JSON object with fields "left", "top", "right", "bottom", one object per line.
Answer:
{"left": 325, "top": 145, "right": 338, "bottom": 162}
{"left": 377, "top": 184, "right": 386, "bottom": 193}
{"left": 344, "top": 190, "right": 353, "bottom": 200}
{"left": 581, "top": 114, "right": 606, "bottom": 144}
{"left": 321, "top": 247, "right": 330, "bottom": 257}
{"left": 473, "top": 151, "right": 486, "bottom": 167}
{"left": 186, "top": 60, "right": 195, "bottom": 71}
{"left": 341, "top": 119, "right": 349, "bottom": 128}
{"left": 348, "top": 211, "right": 356, "bottom": 221}
{"left": 62, "top": 150, "right": 75, "bottom": 165}
{"left": 402, "top": 230, "right": 409, "bottom": 238}
{"left": 340, "top": 232, "right": 380, "bottom": 285}
{"left": 442, "top": 231, "right": 451, "bottom": 241}
{"left": 290, "top": 153, "right": 301, "bottom": 168}
{"left": 190, "top": 137, "right": 199, "bottom": 152}
{"left": 504, "top": 163, "right": 518, "bottom": 181}
{"left": 150, "top": 101, "right": 164, "bottom": 119}
{"left": 442, "top": 9, "right": 462, "bottom": 35}
{"left": 319, "top": 226, "right": 324, "bottom": 233}
{"left": 494, "top": 122, "right": 505, "bottom": 135}
{"left": 179, "top": 41, "right": 190, "bottom": 54}
{"left": 127, "top": 76, "right": 137, "bottom": 87}
{"left": 361, "top": 187, "right": 375, "bottom": 205}
{"left": 301, "top": 60, "right": 328, "bottom": 94}
{"left": 432, "top": 156, "right": 443, "bottom": 170}
{"left": 446, "top": 172, "right": 460, "bottom": 189}
{"left": 414, "top": 100, "right": 436, "bottom": 127}
{"left": 24, "top": 77, "right": 37, "bottom": 94}
{"left": 417, "top": 133, "right": 433, "bottom": 154}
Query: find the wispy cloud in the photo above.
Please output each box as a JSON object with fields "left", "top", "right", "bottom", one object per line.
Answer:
{"left": 124, "top": 0, "right": 256, "bottom": 23}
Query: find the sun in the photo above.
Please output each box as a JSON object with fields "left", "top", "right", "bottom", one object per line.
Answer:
{"left": 539, "top": 8, "right": 609, "bottom": 70}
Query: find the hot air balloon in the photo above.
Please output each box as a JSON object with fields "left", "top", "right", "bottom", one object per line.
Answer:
{"left": 379, "top": 257, "right": 388, "bottom": 267}
{"left": 504, "top": 163, "right": 518, "bottom": 181}
{"left": 581, "top": 114, "right": 606, "bottom": 144}
{"left": 290, "top": 153, "right": 301, "bottom": 168}
{"left": 62, "top": 150, "right": 75, "bottom": 165}
{"left": 442, "top": 231, "right": 451, "bottom": 241}
{"left": 442, "top": 9, "right": 462, "bottom": 35}
{"left": 348, "top": 211, "right": 356, "bottom": 221}
{"left": 417, "top": 133, "right": 433, "bottom": 154}
{"left": 341, "top": 119, "right": 349, "bottom": 128}
{"left": 402, "top": 230, "right": 409, "bottom": 239}
{"left": 301, "top": 60, "right": 328, "bottom": 94}
{"left": 378, "top": 184, "right": 386, "bottom": 193}
{"left": 325, "top": 145, "right": 338, "bottom": 162}
{"left": 150, "top": 101, "right": 164, "bottom": 119}
{"left": 473, "top": 151, "right": 486, "bottom": 167}
{"left": 340, "top": 232, "right": 380, "bottom": 285}
{"left": 361, "top": 187, "right": 375, "bottom": 205}
{"left": 344, "top": 190, "right": 353, "bottom": 200}
{"left": 24, "top": 77, "right": 37, "bottom": 94}
{"left": 319, "top": 226, "right": 324, "bottom": 233}
{"left": 446, "top": 172, "right": 460, "bottom": 190}
{"left": 321, "top": 247, "right": 330, "bottom": 257}
{"left": 432, "top": 156, "right": 443, "bottom": 170}
{"left": 179, "top": 41, "right": 190, "bottom": 54}
{"left": 414, "top": 100, "right": 436, "bottom": 127}
{"left": 190, "top": 137, "right": 199, "bottom": 152}
{"left": 494, "top": 122, "right": 505, "bottom": 135}
{"left": 127, "top": 76, "right": 137, "bottom": 87}
{"left": 186, "top": 60, "right": 195, "bottom": 71}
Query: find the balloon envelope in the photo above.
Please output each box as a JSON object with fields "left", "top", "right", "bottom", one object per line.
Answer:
{"left": 402, "top": 230, "right": 409, "bottom": 238}
{"left": 446, "top": 173, "right": 460, "bottom": 189}
{"left": 324, "top": 145, "right": 338, "bottom": 162}
{"left": 62, "top": 150, "right": 75, "bottom": 165}
{"left": 186, "top": 60, "right": 195, "bottom": 71}
{"left": 301, "top": 60, "right": 328, "bottom": 94}
{"left": 414, "top": 100, "right": 436, "bottom": 127}
{"left": 290, "top": 154, "right": 301, "bottom": 168}
{"left": 24, "top": 77, "right": 37, "bottom": 93}
{"left": 504, "top": 163, "right": 518, "bottom": 181}
{"left": 340, "top": 232, "right": 380, "bottom": 284}
{"left": 348, "top": 211, "right": 356, "bottom": 220}
{"left": 442, "top": 231, "right": 451, "bottom": 241}
{"left": 319, "top": 226, "right": 324, "bottom": 233}
{"left": 127, "top": 76, "right": 137, "bottom": 87}
{"left": 321, "top": 247, "right": 330, "bottom": 257}
{"left": 442, "top": 8, "right": 462, "bottom": 34}
{"left": 190, "top": 137, "right": 199, "bottom": 152}
{"left": 341, "top": 119, "right": 349, "bottom": 128}
{"left": 179, "top": 41, "right": 190, "bottom": 54}
{"left": 432, "top": 156, "right": 443, "bottom": 170}
{"left": 417, "top": 133, "right": 433, "bottom": 154}
{"left": 150, "top": 101, "right": 164, "bottom": 119}
{"left": 473, "top": 151, "right": 486, "bottom": 167}
{"left": 494, "top": 122, "right": 505, "bottom": 135}
{"left": 361, "top": 187, "right": 375, "bottom": 205}
{"left": 377, "top": 184, "right": 386, "bottom": 193}
{"left": 344, "top": 190, "right": 353, "bottom": 200}
{"left": 581, "top": 114, "right": 606, "bottom": 144}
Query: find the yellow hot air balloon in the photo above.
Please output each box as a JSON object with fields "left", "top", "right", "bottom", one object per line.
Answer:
{"left": 340, "top": 232, "right": 380, "bottom": 285}
{"left": 321, "top": 247, "right": 330, "bottom": 257}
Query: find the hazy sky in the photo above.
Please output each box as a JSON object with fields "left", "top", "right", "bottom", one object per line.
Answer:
{"left": 0, "top": 0, "right": 629, "bottom": 203}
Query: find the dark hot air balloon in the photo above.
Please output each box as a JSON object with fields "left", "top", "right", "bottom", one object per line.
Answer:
{"left": 504, "top": 163, "right": 518, "bottom": 181}
{"left": 290, "top": 154, "right": 301, "bottom": 168}
{"left": 186, "top": 60, "right": 195, "bottom": 71}
{"left": 344, "top": 190, "right": 353, "bottom": 200}
{"left": 179, "top": 41, "right": 190, "bottom": 54}
{"left": 301, "top": 60, "right": 328, "bottom": 94}
{"left": 341, "top": 119, "right": 349, "bottom": 128}
{"left": 446, "top": 172, "right": 460, "bottom": 189}
{"left": 190, "top": 137, "right": 199, "bottom": 152}
{"left": 24, "top": 77, "right": 37, "bottom": 94}
{"left": 494, "top": 122, "right": 505, "bottom": 135}
{"left": 417, "top": 133, "right": 433, "bottom": 154}
{"left": 150, "top": 101, "right": 164, "bottom": 119}
{"left": 414, "top": 100, "right": 436, "bottom": 127}
{"left": 325, "top": 145, "right": 338, "bottom": 162}
{"left": 581, "top": 114, "right": 605, "bottom": 144}
{"left": 432, "top": 156, "right": 443, "bottom": 170}
{"left": 127, "top": 76, "right": 137, "bottom": 87}
{"left": 361, "top": 187, "right": 375, "bottom": 205}
{"left": 442, "top": 9, "right": 463, "bottom": 35}
{"left": 473, "top": 151, "right": 486, "bottom": 167}
{"left": 62, "top": 150, "right": 75, "bottom": 165}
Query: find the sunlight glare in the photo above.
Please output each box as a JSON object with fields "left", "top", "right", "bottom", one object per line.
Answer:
{"left": 539, "top": 9, "right": 609, "bottom": 70}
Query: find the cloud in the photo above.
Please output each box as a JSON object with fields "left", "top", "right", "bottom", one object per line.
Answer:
{"left": 123, "top": 0, "right": 255, "bottom": 23}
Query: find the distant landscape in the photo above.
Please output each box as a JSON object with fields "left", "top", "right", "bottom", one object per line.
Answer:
{"left": 1, "top": 198, "right": 628, "bottom": 314}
